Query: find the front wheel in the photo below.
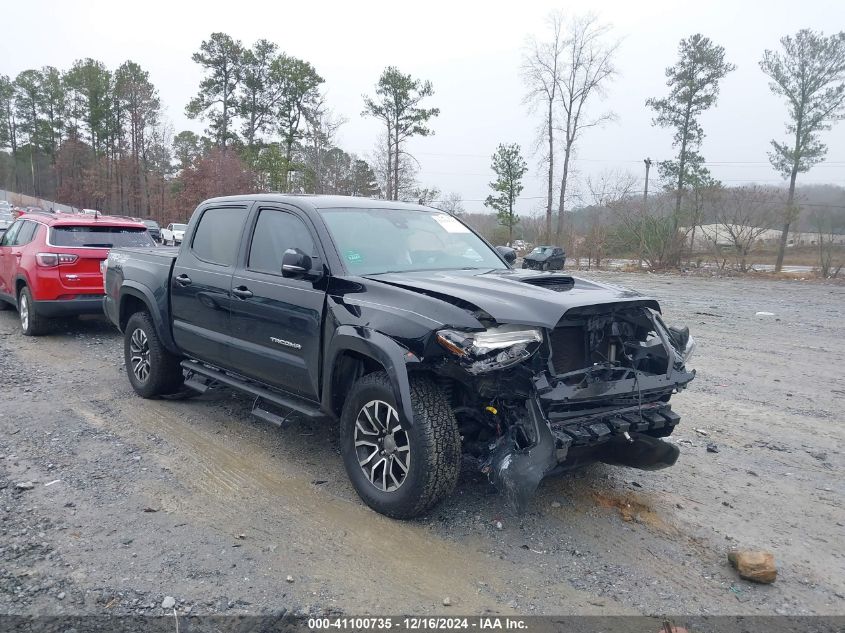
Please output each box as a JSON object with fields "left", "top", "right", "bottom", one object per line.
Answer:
{"left": 340, "top": 372, "right": 461, "bottom": 519}
{"left": 124, "top": 311, "right": 184, "bottom": 398}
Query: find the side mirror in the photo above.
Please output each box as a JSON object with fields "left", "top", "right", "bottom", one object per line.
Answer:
{"left": 496, "top": 246, "right": 517, "bottom": 264}
{"left": 282, "top": 248, "right": 313, "bottom": 278}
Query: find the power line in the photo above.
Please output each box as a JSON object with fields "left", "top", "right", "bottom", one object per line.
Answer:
{"left": 406, "top": 151, "right": 845, "bottom": 166}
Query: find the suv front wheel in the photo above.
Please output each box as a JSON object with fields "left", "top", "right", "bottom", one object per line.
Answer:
{"left": 340, "top": 372, "right": 460, "bottom": 519}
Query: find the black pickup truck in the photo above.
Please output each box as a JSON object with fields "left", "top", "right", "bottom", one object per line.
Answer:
{"left": 103, "top": 194, "right": 695, "bottom": 518}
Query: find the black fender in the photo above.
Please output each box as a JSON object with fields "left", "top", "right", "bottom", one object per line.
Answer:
{"left": 322, "top": 325, "right": 420, "bottom": 425}
{"left": 119, "top": 282, "right": 179, "bottom": 354}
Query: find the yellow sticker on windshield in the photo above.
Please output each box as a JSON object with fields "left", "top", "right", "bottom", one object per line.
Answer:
{"left": 431, "top": 213, "right": 470, "bottom": 234}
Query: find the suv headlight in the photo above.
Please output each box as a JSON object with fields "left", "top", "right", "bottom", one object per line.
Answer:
{"left": 437, "top": 324, "right": 543, "bottom": 373}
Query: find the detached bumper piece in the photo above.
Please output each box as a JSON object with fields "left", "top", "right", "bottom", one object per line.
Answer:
{"left": 548, "top": 402, "right": 679, "bottom": 450}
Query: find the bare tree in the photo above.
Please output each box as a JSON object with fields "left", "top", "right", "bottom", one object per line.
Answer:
{"left": 369, "top": 132, "right": 416, "bottom": 199}
{"left": 302, "top": 97, "right": 345, "bottom": 194}
{"left": 554, "top": 14, "right": 618, "bottom": 244}
{"left": 586, "top": 168, "right": 638, "bottom": 207}
{"left": 522, "top": 12, "right": 565, "bottom": 242}
{"left": 434, "top": 192, "right": 465, "bottom": 216}
{"left": 809, "top": 205, "right": 845, "bottom": 278}
{"left": 584, "top": 169, "right": 637, "bottom": 268}
{"left": 710, "top": 185, "right": 781, "bottom": 271}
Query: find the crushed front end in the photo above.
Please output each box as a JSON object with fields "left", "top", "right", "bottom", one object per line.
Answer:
{"left": 431, "top": 301, "right": 696, "bottom": 511}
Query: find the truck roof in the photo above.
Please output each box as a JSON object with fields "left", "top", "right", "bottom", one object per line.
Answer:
{"left": 201, "top": 194, "right": 435, "bottom": 213}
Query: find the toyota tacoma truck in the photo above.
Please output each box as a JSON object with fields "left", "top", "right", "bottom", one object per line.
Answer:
{"left": 103, "top": 195, "right": 695, "bottom": 518}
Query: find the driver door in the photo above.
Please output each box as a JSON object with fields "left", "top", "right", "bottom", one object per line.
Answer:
{"left": 227, "top": 206, "right": 326, "bottom": 400}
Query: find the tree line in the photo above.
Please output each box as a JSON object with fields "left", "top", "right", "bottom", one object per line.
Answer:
{"left": 0, "top": 33, "right": 447, "bottom": 222}
{"left": 497, "top": 17, "right": 845, "bottom": 273}
{"left": 1, "top": 23, "right": 843, "bottom": 274}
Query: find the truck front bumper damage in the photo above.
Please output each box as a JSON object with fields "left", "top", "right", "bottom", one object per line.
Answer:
{"left": 478, "top": 362, "right": 694, "bottom": 512}
{"left": 432, "top": 303, "right": 696, "bottom": 511}
{"left": 483, "top": 394, "right": 683, "bottom": 512}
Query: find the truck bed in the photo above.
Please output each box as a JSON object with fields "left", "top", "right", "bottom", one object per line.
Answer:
{"left": 103, "top": 246, "right": 180, "bottom": 343}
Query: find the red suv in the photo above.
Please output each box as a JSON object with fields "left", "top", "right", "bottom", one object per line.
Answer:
{"left": 0, "top": 212, "right": 154, "bottom": 335}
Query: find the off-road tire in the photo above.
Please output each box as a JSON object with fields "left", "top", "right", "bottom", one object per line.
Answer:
{"left": 18, "top": 287, "right": 49, "bottom": 336}
{"left": 124, "top": 311, "right": 184, "bottom": 398}
{"left": 340, "top": 371, "right": 461, "bottom": 519}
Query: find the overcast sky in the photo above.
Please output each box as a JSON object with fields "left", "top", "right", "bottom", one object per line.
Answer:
{"left": 2, "top": 0, "right": 844, "bottom": 214}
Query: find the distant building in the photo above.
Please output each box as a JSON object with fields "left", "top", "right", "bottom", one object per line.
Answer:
{"left": 685, "top": 224, "right": 845, "bottom": 249}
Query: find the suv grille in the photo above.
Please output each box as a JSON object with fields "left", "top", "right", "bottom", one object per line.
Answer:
{"left": 548, "top": 326, "right": 588, "bottom": 375}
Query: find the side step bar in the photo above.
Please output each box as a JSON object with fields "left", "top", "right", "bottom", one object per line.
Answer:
{"left": 181, "top": 360, "right": 325, "bottom": 421}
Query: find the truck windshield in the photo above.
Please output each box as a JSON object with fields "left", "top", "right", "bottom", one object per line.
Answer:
{"left": 320, "top": 208, "right": 507, "bottom": 275}
{"left": 51, "top": 226, "right": 155, "bottom": 248}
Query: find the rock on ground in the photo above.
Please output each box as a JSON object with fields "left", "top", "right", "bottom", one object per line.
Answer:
{"left": 728, "top": 550, "right": 777, "bottom": 584}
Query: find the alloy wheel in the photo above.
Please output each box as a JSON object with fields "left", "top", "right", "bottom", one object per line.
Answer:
{"left": 354, "top": 400, "right": 410, "bottom": 492}
{"left": 19, "top": 294, "right": 29, "bottom": 331}
{"left": 129, "top": 328, "right": 151, "bottom": 383}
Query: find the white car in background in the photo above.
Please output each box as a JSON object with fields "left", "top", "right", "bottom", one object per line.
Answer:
{"left": 160, "top": 223, "right": 187, "bottom": 246}
{"left": 0, "top": 208, "right": 13, "bottom": 233}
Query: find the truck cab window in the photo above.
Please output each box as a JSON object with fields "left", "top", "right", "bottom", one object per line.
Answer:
{"left": 248, "top": 209, "right": 315, "bottom": 274}
{"left": 191, "top": 207, "right": 247, "bottom": 266}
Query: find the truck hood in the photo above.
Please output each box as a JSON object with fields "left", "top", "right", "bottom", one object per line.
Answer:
{"left": 364, "top": 268, "right": 659, "bottom": 329}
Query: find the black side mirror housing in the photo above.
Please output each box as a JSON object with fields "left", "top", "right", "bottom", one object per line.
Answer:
{"left": 282, "top": 248, "right": 314, "bottom": 278}
{"left": 496, "top": 246, "right": 517, "bottom": 264}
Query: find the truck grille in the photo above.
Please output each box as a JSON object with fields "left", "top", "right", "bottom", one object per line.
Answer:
{"left": 548, "top": 326, "right": 588, "bottom": 375}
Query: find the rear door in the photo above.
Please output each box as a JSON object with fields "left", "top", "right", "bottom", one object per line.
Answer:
{"left": 171, "top": 204, "right": 250, "bottom": 368}
{"left": 227, "top": 205, "right": 326, "bottom": 399}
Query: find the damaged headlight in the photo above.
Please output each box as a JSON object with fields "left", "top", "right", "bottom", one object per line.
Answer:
{"left": 437, "top": 324, "right": 543, "bottom": 373}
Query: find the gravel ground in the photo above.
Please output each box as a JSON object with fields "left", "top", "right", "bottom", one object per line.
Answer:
{"left": 0, "top": 272, "right": 843, "bottom": 617}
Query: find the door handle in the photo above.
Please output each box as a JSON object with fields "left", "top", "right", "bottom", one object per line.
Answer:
{"left": 232, "top": 286, "right": 253, "bottom": 299}
{"left": 174, "top": 274, "right": 192, "bottom": 287}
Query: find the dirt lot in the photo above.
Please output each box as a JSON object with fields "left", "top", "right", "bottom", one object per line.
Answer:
{"left": 0, "top": 272, "right": 843, "bottom": 617}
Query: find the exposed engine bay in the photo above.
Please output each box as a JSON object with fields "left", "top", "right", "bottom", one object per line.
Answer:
{"left": 431, "top": 303, "right": 696, "bottom": 511}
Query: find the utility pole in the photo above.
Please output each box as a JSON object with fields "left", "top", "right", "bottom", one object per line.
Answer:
{"left": 643, "top": 158, "right": 652, "bottom": 203}
{"left": 640, "top": 158, "right": 652, "bottom": 269}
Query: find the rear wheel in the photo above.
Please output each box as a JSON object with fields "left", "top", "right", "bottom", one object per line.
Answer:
{"left": 124, "top": 311, "right": 184, "bottom": 398}
{"left": 18, "top": 287, "right": 48, "bottom": 336}
{"left": 340, "top": 372, "right": 460, "bottom": 519}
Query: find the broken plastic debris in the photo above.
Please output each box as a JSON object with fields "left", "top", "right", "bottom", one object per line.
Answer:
{"left": 755, "top": 311, "right": 775, "bottom": 317}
